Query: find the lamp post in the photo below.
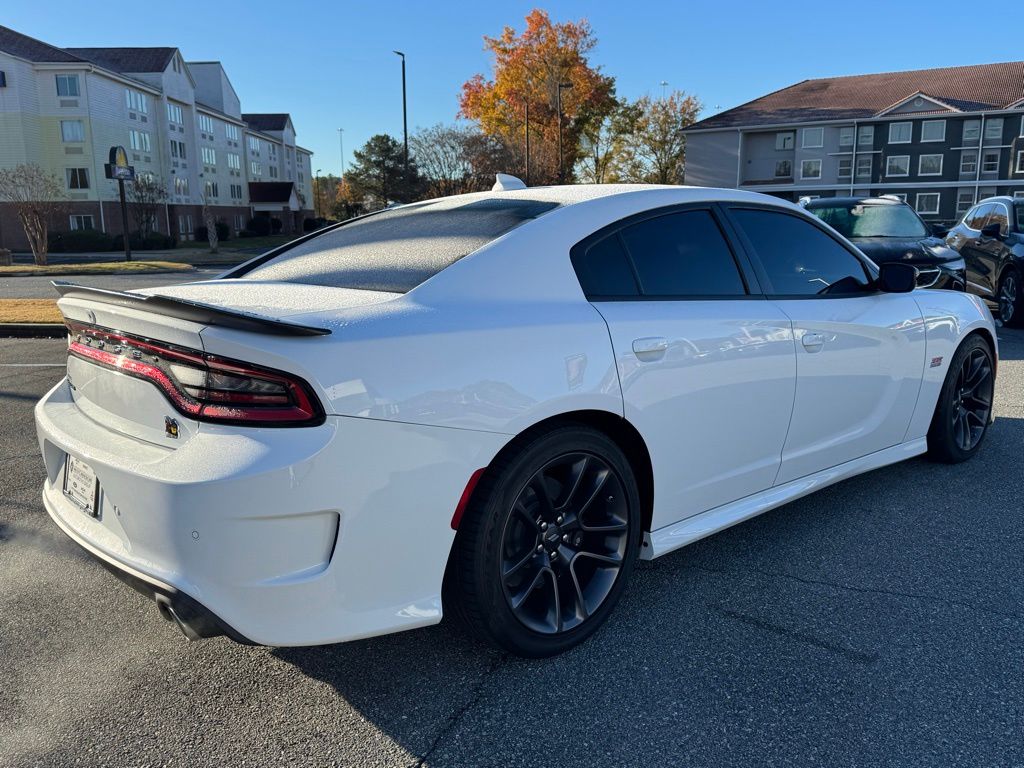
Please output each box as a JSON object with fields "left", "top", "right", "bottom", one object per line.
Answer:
{"left": 393, "top": 50, "right": 408, "bottom": 180}
{"left": 556, "top": 81, "right": 573, "bottom": 183}
{"left": 314, "top": 168, "right": 321, "bottom": 218}
{"left": 660, "top": 80, "right": 669, "bottom": 100}
{"left": 337, "top": 128, "right": 345, "bottom": 185}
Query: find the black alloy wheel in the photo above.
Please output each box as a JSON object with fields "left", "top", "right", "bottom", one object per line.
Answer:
{"left": 448, "top": 425, "right": 640, "bottom": 657}
{"left": 927, "top": 335, "right": 995, "bottom": 463}
{"left": 500, "top": 452, "right": 630, "bottom": 635}
{"left": 998, "top": 269, "right": 1023, "bottom": 328}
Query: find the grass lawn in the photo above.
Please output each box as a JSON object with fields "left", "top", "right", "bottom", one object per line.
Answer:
{"left": 0, "top": 261, "right": 195, "bottom": 277}
{"left": 0, "top": 299, "right": 62, "bottom": 324}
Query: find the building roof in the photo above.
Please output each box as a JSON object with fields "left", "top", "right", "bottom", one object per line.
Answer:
{"left": 242, "top": 113, "right": 291, "bottom": 132}
{"left": 248, "top": 181, "right": 296, "bottom": 204}
{"left": 65, "top": 46, "right": 177, "bottom": 74}
{"left": 0, "top": 24, "right": 86, "bottom": 63}
{"left": 688, "top": 61, "right": 1024, "bottom": 130}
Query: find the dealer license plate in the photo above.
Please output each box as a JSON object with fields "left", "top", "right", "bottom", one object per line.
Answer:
{"left": 63, "top": 454, "right": 100, "bottom": 517}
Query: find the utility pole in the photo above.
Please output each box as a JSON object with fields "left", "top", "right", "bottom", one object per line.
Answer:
{"left": 524, "top": 100, "right": 530, "bottom": 186}
{"left": 314, "top": 168, "right": 321, "bottom": 218}
{"left": 337, "top": 128, "right": 345, "bottom": 185}
{"left": 660, "top": 80, "right": 669, "bottom": 100}
{"left": 557, "top": 82, "right": 573, "bottom": 184}
{"left": 393, "top": 51, "right": 408, "bottom": 179}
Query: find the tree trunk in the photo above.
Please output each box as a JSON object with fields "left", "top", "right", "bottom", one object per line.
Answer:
{"left": 203, "top": 207, "right": 218, "bottom": 253}
{"left": 19, "top": 211, "right": 48, "bottom": 266}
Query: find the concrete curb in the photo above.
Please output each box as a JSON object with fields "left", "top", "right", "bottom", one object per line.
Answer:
{"left": 0, "top": 323, "right": 66, "bottom": 338}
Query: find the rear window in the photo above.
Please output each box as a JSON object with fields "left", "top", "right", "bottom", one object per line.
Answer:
{"left": 233, "top": 197, "right": 559, "bottom": 293}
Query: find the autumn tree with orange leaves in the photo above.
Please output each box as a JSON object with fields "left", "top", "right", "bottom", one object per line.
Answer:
{"left": 458, "top": 9, "right": 616, "bottom": 185}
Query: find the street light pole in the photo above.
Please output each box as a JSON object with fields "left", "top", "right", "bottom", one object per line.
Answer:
{"left": 337, "top": 128, "right": 345, "bottom": 185}
{"left": 556, "top": 82, "right": 573, "bottom": 184}
{"left": 660, "top": 80, "right": 669, "bottom": 100}
{"left": 393, "top": 51, "right": 408, "bottom": 179}
{"left": 314, "top": 168, "right": 321, "bottom": 218}
{"left": 524, "top": 100, "right": 530, "bottom": 186}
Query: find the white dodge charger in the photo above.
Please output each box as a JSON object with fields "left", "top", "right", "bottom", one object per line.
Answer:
{"left": 36, "top": 184, "right": 997, "bottom": 657}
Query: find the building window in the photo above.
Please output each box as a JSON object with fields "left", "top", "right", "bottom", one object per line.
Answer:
{"left": 198, "top": 114, "right": 215, "bottom": 134}
{"left": 981, "top": 151, "right": 1000, "bottom": 173}
{"left": 775, "top": 132, "right": 794, "bottom": 150}
{"left": 962, "top": 119, "right": 981, "bottom": 143}
{"left": 69, "top": 214, "right": 95, "bottom": 231}
{"left": 837, "top": 157, "right": 852, "bottom": 179}
{"left": 1020, "top": 116, "right": 1024, "bottom": 138}
{"left": 125, "top": 89, "right": 148, "bottom": 114}
{"left": 204, "top": 181, "right": 219, "bottom": 198}
{"left": 838, "top": 126, "right": 855, "bottom": 147}
{"left": 888, "top": 122, "right": 912, "bottom": 144}
{"left": 227, "top": 152, "right": 241, "bottom": 170}
{"left": 960, "top": 151, "right": 978, "bottom": 175}
{"left": 226, "top": 124, "right": 240, "bottom": 141}
{"left": 201, "top": 146, "right": 217, "bottom": 165}
{"left": 915, "top": 192, "right": 940, "bottom": 215}
{"left": 174, "top": 177, "right": 189, "bottom": 196}
{"left": 55, "top": 74, "right": 79, "bottom": 97}
{"left": 60, "top": 120, "right": 84, "bottom": 142}
{"left": 956, "top": 191, "right": 975, "bottom": 216}
{"left": 800, "top": 159, "right": 821, "bottom": 179}
{"left": 269, "top": 166, "right": 278, "bottom": 179}
{"left": 918, "top": 154, "right": 943, "bottom": 176}
{"left": 169, "top": 139, "right": 186, "bottom": 159}
{"left": 251, "top": 161, "right": 261, "bottom": 176}
{"left": 774, "top": 159, "right": 791, "bottom": 178}
{"left": 129, "top": 130, "right": 151, "bottom": 153}
{"left": 802, "top": 127, "right": 823, "bottom": 148}
{"left": 178, "top": 214, "right": 194, "bottom": 235}
{"left": 167, "top": 103, "right": 183, "bottom": 125}
{"left": 886, "top": 155, "right": 910, "bottom": 176}
{"left": 855, "top": 155, "right": 872, "bottom": 178}
{"left": 268, "top": 143, "right": 278, "bottom": 158}
{"left": 248, "top": 136, "right": 260, "bottom": 154}
{"left": 920, "top": 120, "right": 945, "bottom": 142}
{"left": 1016, "top": 151, "right": 1024, "bottom": 174}
{"left": 66, "top": 168, "right": 89, "bottom": 189}
{"left": 984, "top": 118, "right": 1004, "bottom": 142}
{"left": 857, "top": 125, "right": 874, "bottom": 146}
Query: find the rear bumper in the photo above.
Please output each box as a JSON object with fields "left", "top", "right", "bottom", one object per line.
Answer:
{"left": 36, "top": 377, "right": 507, "bottom": 646}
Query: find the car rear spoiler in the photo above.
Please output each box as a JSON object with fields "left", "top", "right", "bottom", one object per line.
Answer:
{"left": 51, "top": 281, "right": 331, "bottom": 337}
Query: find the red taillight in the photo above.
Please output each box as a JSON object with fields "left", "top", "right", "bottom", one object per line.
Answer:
{"left": 66, "top": 322, "right": 324, "bottom": 426}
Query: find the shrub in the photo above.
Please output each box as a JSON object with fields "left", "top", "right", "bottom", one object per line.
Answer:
{"left": 247, "top": 216, "right": 271, "bottom": 236}
{"left": 111, "top": 231, "right": 177, "bottom": 251}
{"left": 194, "top": 221, "right": 228, "bottom": 244}
{"left": 48, "top": 229, "right": 115, "bottom": 253}
{"left": 238, "top": 229, "right": 258, "bottom": 238}
{"left": 270, "top": 217, "right": 283, "bottom": 234}
{"left": 195, "top": 224, "right": 209, "bottom": 242}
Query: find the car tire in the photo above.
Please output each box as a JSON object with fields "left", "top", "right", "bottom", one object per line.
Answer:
{"left": 998, "top": 268, "right": 1024, "bottom": 328}
{"left": 926, "top": 334, "right": 995, "bottom": 464}
{"left": 448, "top": 425, "right": 641, "bottom": 658}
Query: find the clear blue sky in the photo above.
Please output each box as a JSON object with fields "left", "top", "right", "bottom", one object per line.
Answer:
{"left": 7, "top": 1, "right": 1022, "bottom": 176}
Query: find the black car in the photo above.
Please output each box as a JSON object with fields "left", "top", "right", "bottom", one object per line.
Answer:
{"left": 945, "top": 196, "right": 1024, "bottom": 327}
{"left": 804, "top": 196, "right": 965, "bottom": 291}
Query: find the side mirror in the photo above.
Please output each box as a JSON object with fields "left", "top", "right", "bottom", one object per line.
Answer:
{"left": 877, "top": 262, "right": 917, "bottom": 293}
{"left": 980, "top": 222, "right": 1002, "bottom": 239}
{"left": 931, "top": 223, "right": 948, "bottom": 238}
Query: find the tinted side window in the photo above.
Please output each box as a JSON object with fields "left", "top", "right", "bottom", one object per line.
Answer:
{"left": 573, "top": 234, "right": 639, "bottom": 297}
{"left": 984, "top": 205, "right": 1010, "bottom": 236}
{"left": 966, "top": 204, "right": 993, "bottom": 231}
{"left": 731, "top": 209, "right": 870, "bottom": 297}
{"left": 618, "top": 210, "right": 746, "bottom": 297}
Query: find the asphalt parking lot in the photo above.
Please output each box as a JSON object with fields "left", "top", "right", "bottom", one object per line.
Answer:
{"left": 1, "top": 329, "right": 1022, "bottom": 767}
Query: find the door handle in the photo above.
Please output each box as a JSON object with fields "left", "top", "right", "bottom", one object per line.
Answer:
{"left": 632, "top": 337, "right": 669, "bottom": 360}
{"left": 801, "top": 332, "right": 825, "bottom": 352}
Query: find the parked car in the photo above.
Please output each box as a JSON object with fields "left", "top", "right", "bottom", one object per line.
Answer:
{"left": 36, "top": 184, "right": 997, "bottom": 658}
{"left": 804, "top": 196, "right": 965, "bottom": 291}
{"left": 945, "top": 196, "right": 1024, "bottom": 326}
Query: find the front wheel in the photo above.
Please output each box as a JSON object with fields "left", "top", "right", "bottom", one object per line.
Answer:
{"left": 449, "top": 426, "right": 641, "bottom": 657}
{"left": 926, "top": 335, "right": 995, "bottom": 463}
{"left": 998, "top": 268, "right": 1024, "bottom": 328}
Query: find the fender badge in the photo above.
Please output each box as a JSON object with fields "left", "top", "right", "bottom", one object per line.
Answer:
{"left": 930, "top": 356, "right": 943, "bottom": 368}
{"left": 165, "top": 416, "right": 179, "bottom": 438}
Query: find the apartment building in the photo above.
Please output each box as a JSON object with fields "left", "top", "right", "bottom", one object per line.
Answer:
{"left": 0, "top": 25, "right": 314, "bottom": 249}
{"left": 684, "top": 62, "right": 1024, "bottom": 224}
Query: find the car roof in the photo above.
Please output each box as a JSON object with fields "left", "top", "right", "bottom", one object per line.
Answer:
{"left": 805, "top": 196, "right": 906, "bottom": 208}
{"left": 976, "top": 195, "right": 1019, "bottom": 206}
